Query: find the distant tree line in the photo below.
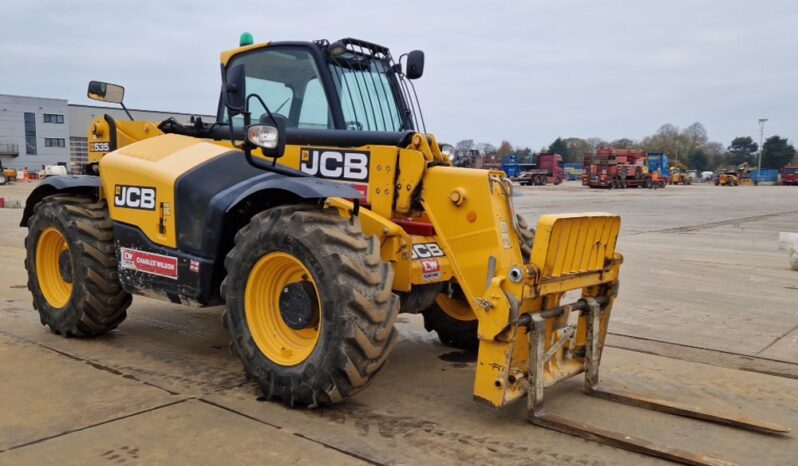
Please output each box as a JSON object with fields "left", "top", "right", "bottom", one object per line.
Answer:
{"left": 454, "top": 122, "right": 796, "bottom": 171}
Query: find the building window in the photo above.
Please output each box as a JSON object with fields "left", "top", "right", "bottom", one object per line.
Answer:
{"left": 43, "top": 113, "right": 65, "bottom": 124}
{"left": 70, "top": 136, "right": 88, "bottom": 174}
{"left": 45, "top": 138, "right": 66, "bottom": 148}
{"left": 24, "top": 112, "right": 37, "bottom": 155}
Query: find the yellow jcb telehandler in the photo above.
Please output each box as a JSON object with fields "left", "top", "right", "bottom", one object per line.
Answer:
{"left": 20, "top": 35, "right": 788, "bottom": 464}
{"left": 670, "top": 167, "right": 692, "bottom": 185}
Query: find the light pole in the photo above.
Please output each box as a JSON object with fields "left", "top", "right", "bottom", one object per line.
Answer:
{"left": 757, "top": 118, "right": 767, "bottom": 184}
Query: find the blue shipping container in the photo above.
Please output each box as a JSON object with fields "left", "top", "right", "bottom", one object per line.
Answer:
{"left": 750, "top": 169, "right": 779, "bottom": 182}
{"left": 502, "top": 155, "right": 520, "bottom": 177}
{"left": 564, "top": 163, "right": 584, "bottom": 181}
{"left": 646, "top": 153, "right": 671, "bottom": 178}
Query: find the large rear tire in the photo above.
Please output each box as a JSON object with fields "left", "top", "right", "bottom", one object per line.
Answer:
{"left": 222, "top": 205, "right": 399, "bottom": 407}
{"left": 422, "top": 214, "right": 535, "bottom": 350}
{"left": 422, "top": 291, "right": 478, "bottom": 350}
{"left": 25, "top": 195, "right": 130, "bottom": 336}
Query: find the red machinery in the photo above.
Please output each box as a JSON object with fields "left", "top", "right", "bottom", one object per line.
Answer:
{"left": 583, "top": 148, "right": 666, "bottom": 189}
{"left": 514, "top": 153, "right": 564, "bottom": 185}
{"left": 781, "top": 165, "right": 798, "bottom": 186}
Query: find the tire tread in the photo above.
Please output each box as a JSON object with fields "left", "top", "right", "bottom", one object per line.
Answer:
{"left": 223, "top": 205, "right": 399, "bottom": 407}
{"left": 25, "top": 194, "right": 130, "bottom": 337}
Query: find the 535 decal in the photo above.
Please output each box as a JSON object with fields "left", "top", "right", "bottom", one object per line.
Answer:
{"left": 92, "top": 142, "right": 111, "bottom": 152}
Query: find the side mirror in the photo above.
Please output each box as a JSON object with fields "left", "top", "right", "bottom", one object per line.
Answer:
{"left": 439, "top": 143, "right": 455, "bottom": 159}
{"left": 405, "top": 50, "right": 424, "bottom": 79}
{"left": 224, "top": 64, "right": 247, "bottom": 116}
{"left": 87, "top": 81, "right": 125, "bottom": 103}
{"left": 247, "top": 114, "right": 287, "bottom": 158}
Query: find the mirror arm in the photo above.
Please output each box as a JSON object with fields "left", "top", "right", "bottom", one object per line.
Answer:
{"left": 238, "top": 94, "right": 293, "bottom": 174}
{"left": 245, "top": 93, "right": 283, "bottom": 166}
{"left": 244, "top": 152, "right": 310, "bottom": 178}
{"left": 397, "top": 53, "right": 408, "bottom": 75}
{"left": 119, "top": 101, "right": 134, "bottom": 121}
{"left": 240, "top": 108, "right": 253, "bottom": 160}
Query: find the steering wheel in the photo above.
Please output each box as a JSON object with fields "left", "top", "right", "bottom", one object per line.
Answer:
{"left": 345, "top": 120, "right": 363, "bottom": 131}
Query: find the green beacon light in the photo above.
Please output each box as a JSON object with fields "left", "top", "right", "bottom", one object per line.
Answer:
{"left": 239, "top": 32, "right": 254, "bottom": 47}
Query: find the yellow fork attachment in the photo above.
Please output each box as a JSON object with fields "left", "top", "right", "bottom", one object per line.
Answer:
{"left": 420, "top": 167, "right": 789, "bottom": 466}
{"left": 523, "top": 215, "right": 788, "bottom": 466}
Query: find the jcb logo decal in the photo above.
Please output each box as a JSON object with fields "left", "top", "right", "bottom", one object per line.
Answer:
{"left": 411, "top": 243, "right": 445, "bottom": 259}
{"left": 300, "top": 149, "right": 369, "bottom": 182}
{"left": 114, "top": 185, "right": 156, "bottom": 211}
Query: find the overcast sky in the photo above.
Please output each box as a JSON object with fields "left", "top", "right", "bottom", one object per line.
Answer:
{"left": 2, "top": 1, "right": 796, "bottom": 149}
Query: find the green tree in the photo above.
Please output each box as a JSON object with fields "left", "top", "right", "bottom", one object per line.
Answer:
{"left": 704, "top": 141, "right": 725, "bottom": 170}
{"left": 609, "top": 138, "right": 636, "bottom": 149}
{"left": 683, "top": 122, "right": 709, "bottom": 165}
{"left": 640, "top": 124, "right": 691, "bottom": 165}
{"left": 585, "top": 137, "right": 609, "bottom": 151}
{"left": 548, "top": 137, "right": 569, "bottom": 160}
{"left": 497, "top": 140, "right": 514, "bottom": 157}
{"left": 517, "top": 147, "right": 534, "bottom": 162}
{"left": 455, "top": 139, "right": 474, "bottom": 157}
{"left": 725, "top": 136, "right": 758, "bottom": 166}
{"left": 563, "top": 137, "right": 591, "bottom": 163}
{"left": 687, "top": 147, "right": 710, "bottom": 172}
{"left": 477, "top": 142, "right": 496, "bottom": 156}
{"left": 683, "top": 122, "right": 708, "bottom": 148}
{"left": 761, "top": 135, "right": 796, "bottom": 169}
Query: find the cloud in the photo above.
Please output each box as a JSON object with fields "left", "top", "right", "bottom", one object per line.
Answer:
{"left": 1, "top": 0, "right": 795, "bottom": 148}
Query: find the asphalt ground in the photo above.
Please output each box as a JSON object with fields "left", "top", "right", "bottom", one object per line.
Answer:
{"left": 1, "top": 180, "right": 796, "bottom": 465}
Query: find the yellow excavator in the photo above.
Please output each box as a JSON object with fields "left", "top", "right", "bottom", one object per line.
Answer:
{"left": 20, "top": 34, "right": 788, "bottom": 464}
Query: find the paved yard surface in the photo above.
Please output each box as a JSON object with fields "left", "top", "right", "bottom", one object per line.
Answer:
{"left": 1, "top": 181, "right": 796, "bottom": 465}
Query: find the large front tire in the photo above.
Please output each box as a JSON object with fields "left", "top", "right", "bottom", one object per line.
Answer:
{"left": 222, "top": 206, "right": 399, "bottom": 407}
{"left": 25, "top": 195, "right": 131, "bottom": 337}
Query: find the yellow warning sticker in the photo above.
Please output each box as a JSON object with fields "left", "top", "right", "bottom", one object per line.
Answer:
{"left": 500, "top": 221, "right": 512, "bottom": 249}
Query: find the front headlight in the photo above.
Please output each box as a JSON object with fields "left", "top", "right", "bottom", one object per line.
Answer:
{"left": 247, "top": 124, "right": 279, "bottom": 149}
{"left": 439, "top": 144, "right": 455, "bottom": 158}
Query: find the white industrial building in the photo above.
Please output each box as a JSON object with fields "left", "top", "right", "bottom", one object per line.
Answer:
{"left": 1, "top": 94, "right": 213, "bottom": 173}
{"left": 0, "top": 95, "right": 70, "bottom": 170}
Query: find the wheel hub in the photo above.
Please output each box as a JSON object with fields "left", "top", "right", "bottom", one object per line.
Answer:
{"left": 244, "top": 251, "right": 322, "bottom": 366}
{"left": 35, "top": 227, "right": 73, "bottom": 308}
{"left": 279, "top": 281, "right": 319, "bottom": 330}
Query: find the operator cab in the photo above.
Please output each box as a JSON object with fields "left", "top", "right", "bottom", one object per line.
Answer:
{"left": 87, "top": 35, "right": 427, "bottom": 153}
{"left": 209, "top": 36, "right": 429, "bottom": 164}
{"left": 218, "top": 37, "right": 425, "bottom": 135}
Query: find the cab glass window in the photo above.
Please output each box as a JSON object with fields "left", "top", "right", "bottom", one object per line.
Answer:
{"left": 329, "top": 57, "right": 404, "bottom": 131}
{"left": 225, "top": 47, "right": 333, "bottom": 130}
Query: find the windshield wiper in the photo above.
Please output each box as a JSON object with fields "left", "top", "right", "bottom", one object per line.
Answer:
{"left": 274, "top": 97, "right": 290, "bottom": 115}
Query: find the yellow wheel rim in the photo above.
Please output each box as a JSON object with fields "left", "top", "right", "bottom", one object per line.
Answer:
{"left": 244, "top": 252, "right": 321, "bottom": 366}
{"left": 35, "top": 227, "right": 73, "bottom": 308}
{"left": 436, "top": 294, "right": 477, "bottom": 322}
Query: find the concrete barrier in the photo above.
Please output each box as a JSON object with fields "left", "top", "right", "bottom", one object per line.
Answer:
{"left": 779, "top": 232, "right": 798, "bottom": 271}
{"left": 0, "top": 197, "right": 23, "bottom": 209}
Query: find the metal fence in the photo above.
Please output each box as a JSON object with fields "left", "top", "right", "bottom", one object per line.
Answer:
{"left": 750, "top": 169, "right": 780, "bottom": 183}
